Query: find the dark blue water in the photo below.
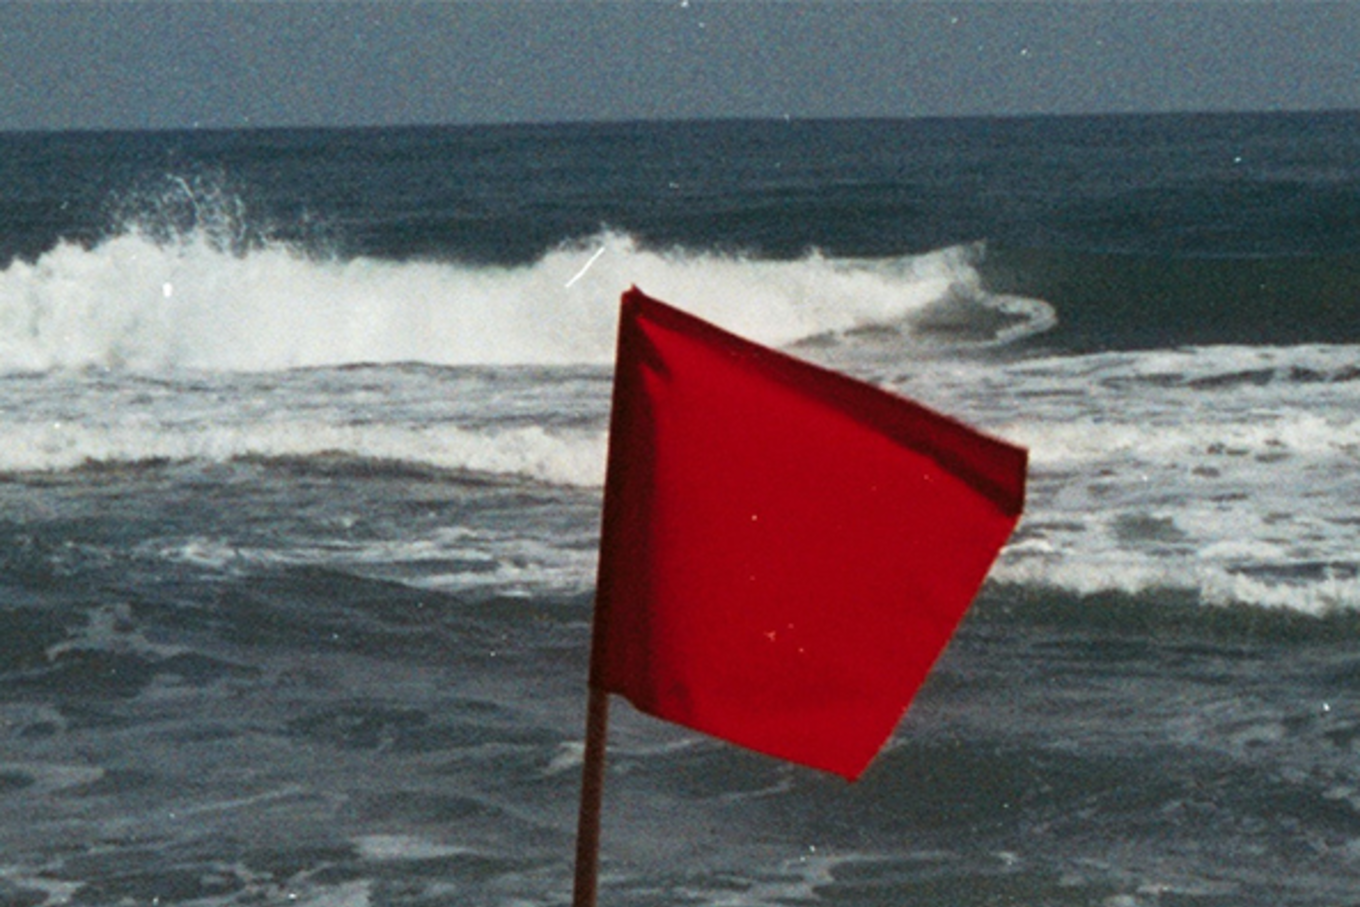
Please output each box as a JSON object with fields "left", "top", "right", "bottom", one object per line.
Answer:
{"left": 2, "top": 113, "right": 1360, "bottom": 905}
{"left": 6, "top": 113, "right": 1358, "bottom": 259}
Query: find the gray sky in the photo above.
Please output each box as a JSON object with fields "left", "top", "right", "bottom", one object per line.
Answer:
{"left": 2, "top": 1, "right": 1358, "bottom": 131}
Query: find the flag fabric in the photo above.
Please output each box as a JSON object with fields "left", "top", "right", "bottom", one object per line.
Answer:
{"left": 590, "top": 288, "right": 1027, "bottom": 780}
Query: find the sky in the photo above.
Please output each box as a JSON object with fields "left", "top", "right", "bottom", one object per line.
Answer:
{"left": 1, "top": 1, "right": 1358, "bottom": 132}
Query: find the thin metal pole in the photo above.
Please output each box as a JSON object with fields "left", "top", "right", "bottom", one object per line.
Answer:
{"left": 572, "top": 683, "right": 610, "bottom": 907}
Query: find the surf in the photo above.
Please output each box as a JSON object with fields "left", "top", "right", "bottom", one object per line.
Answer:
{"left": 0, "top": 189, "right": 1053, "bottom": 374}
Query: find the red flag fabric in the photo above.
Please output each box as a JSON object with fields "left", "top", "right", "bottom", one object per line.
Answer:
{"left": 590, "top": 288, "right": 1027, "bottom": 780}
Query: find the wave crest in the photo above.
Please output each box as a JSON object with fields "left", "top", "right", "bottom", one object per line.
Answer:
{"left": 0, "top": 190, "right": 1053, "bottom": 374}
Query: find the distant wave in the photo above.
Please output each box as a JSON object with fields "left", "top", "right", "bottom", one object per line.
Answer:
{"left": 0, "top": 217, "right": 1054, "bottom": 374}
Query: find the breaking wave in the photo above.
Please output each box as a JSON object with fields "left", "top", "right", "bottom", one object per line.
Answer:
{"left": 0, "top": 188, "right": 1053, "bottom": 374}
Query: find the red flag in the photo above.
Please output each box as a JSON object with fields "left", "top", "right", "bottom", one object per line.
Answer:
{"left": 590, "top": 288, "right": 1026, "bottom": 780}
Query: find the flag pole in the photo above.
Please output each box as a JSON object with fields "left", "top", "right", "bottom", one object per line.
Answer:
{"left": 572, "top": 681, "right": 610, "bottom": 907}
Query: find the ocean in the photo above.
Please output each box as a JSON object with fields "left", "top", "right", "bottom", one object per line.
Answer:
{"left": 2, "top": 112, "right": 1359, "bottom": 905}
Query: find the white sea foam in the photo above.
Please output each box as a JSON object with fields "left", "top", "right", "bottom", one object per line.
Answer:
{"left": 147, "top": 527, "right": 599, "bottom": 596}
{"left": 5, "top": 338, "right": 1360, "bottom": 614}
{"left": 0, "top": 414, "right": 606, "bottom": 486}
{"left": 354, "top": 834, "right": 473, "bottom": 861}
{"left": 0, "top": 228, "right": 1031, "bottom": 373}
{"left": 970, "top": 345, "right": 1360, "bottom": 615}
